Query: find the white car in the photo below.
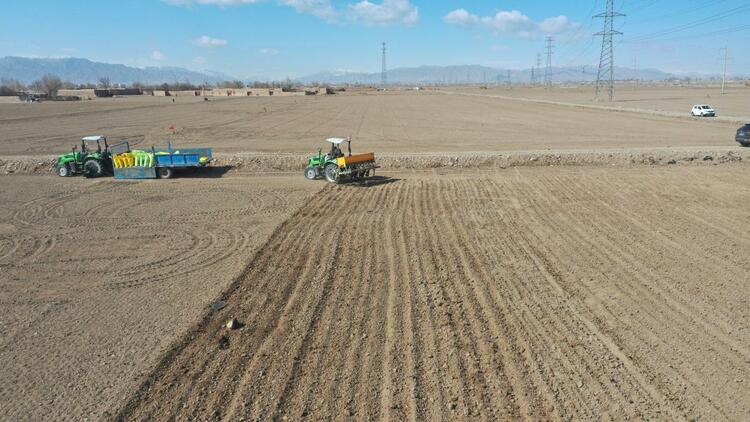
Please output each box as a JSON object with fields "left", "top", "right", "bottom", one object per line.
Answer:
{"left": 691, "top": 104, "right": 715, "bottom": 117}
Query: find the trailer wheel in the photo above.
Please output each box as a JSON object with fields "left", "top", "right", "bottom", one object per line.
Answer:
{"left": 57, "top": 164, "right": 71, "bottom": 177}
{"left": 304, "top": 167, "right": 318, "bottom": 180}
{"left": 158, "top": 167, "right": 174, "bottom": 179}
{"left": 324, "top": 164, "right": 338, "bottom": 184}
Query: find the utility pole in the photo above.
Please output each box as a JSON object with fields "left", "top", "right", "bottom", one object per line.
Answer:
{"left": 719, "top": 44, "right": 730, "bottom": 95}
{"left": 381, "top": 42, "right": 387, "bottom": 88}
{"left": 544, "top": 37, "right": 554, "bottom": 87}
{"left": 534, "top": 53, "right": 542, "bottom": 85}
{"left": 483, "top": 71, "right": 487, "bottom": 86}
{"left": 632, "top": 57, "right": 638, "bottom": 92}
{"left": 594, "top": 0, "right": 625, "bottom": 101}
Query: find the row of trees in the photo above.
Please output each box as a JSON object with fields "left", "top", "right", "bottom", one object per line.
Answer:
{"left": 0, "top": 75, "right": 64, "bottom": 97}
{"left": 0, "top": 74, "right": 328, "bottom": 98}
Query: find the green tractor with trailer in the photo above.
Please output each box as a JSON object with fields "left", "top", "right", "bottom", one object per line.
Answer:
{"left": 304, "top": 137, "right": 379, "bottom": 184}
{"left": 55, "top": 135, "right": 113, "bottom": 178}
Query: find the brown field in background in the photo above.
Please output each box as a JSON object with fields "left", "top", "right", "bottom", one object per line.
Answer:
{"left": 0, "top": 85, "right": 745, "bottom": 157}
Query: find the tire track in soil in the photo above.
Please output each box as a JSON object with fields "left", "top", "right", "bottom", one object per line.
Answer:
{"left": 454, "top": 177, "right": 612, "bottom": 418}
{"left": 533, "top": 172, "right": 745, "bottom": 419}
{"left": 116, "top": 173, "right": 747, "bottom": 421}
{"left": 504, "top": 176, "right": 679, "bottom": 415}
{"left": 502, "top": 173, "right": 731, "bottom": 419}
{"left": 262, "top": 186, "right": 379, "bottom": 419}
{"left": 326, "top": 188, "right": 389, "bottom": 419}
{"left": 408, "top": 180, "right": 476, "bottom": 418}
{"left": 544, "top": 171, "right": 747, "bottom": 363}
{"left": 178, "top": 191, "right": 345, "bottom": 419}
{"left": 115, "top": 189, "right": 331, "bottom": 420}
{"left": 420, "top": 179, "right": 518, "bottom": 418}
{"left": 435, "top": 178, "right": 558, "bottom": 419}
{"left": 380, "top": 182, "right": 419, "bottom": 421}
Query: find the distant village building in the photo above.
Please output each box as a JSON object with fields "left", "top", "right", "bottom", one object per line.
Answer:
{"left": 147, "top": 86, "right": 329, "bottom": 98}
{"left": 57, "top": 88, "right": 142, "bottom": 99}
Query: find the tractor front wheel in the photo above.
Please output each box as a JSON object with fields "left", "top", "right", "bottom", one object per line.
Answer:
{"left": 324, "top": 164, "right": 339, "bottom": 184}
{"left": 304, "top": 166, "right": 318, "bottom": 180}
{"left": 57, "top": 164, "right": 71, "bottom": 177}
{"left": 84, "top": 160, "right": 103, "bottom": 178}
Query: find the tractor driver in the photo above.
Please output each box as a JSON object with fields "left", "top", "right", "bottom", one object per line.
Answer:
{"left": 329, "top": 142, "right": 344, "bottom": 159}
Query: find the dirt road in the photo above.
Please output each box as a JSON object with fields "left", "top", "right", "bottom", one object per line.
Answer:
{"left": 0, "top": 175, "right": 320, "bottom": 420}
{"left": 118, "top": 166, "right": 749, "bottom": 421}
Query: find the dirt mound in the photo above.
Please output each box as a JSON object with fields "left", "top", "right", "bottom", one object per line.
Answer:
{"left": 2, "top": 148, "right": 747, "bottom": 176}
{"left": 0, "top": 156, "right": 57, "bottom": 174}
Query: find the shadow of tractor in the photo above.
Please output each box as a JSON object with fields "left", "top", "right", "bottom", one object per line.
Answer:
{"left": 341, "top": 175, "right": 400, "bottom": 187}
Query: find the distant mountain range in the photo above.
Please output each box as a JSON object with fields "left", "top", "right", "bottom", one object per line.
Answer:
{"left": 298, "top": 64, "right": 685, "bottom": 85}
{"left": 1, "top": 57, "right": 743, "bottom": 87}
{"left": 0, "top": 57, "right": 232, "bottom": 85}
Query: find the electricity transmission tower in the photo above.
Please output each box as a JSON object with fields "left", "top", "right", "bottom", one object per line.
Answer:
{"left": 544, "top": 37, "right": 553, "bottom": 87}
{"left": 532, "top": 53, "right": 542, "bottom": 85}
{"left": 594, "top": 0, "right": 625, "bottom": 101}
{"left": 381, "top": 42, "right": 387, "bottom": 88}
{"left": 719, "top": 45, "right": 731, "bottom": 95}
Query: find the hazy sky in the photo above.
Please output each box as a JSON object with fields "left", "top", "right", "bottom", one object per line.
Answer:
{"left": 1, "top": 0, "right": 748, "bottom": 78}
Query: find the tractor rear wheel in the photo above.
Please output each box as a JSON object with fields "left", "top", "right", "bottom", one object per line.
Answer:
{"left": 324, "top": 164, "right": 338, "bottom": 184}
{"left": 57, "top": 164, "right": 71, "bottom": 177}
{"left": 304, "top": 166, "right": 317, "bottom": 180}
{"left": 83, "top": 160, "right": 103, "bottom": 178}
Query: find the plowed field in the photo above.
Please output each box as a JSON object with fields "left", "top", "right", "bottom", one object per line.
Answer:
{"left": 0, "top": 89, "right": 741, "bottom": 157}
{"left": 117, "top": 166, "right": 750, "bottom": 421}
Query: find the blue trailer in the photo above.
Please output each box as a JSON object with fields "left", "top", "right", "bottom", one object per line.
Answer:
{"left": 111, "top": 141, "right": 213, "bottom": 179}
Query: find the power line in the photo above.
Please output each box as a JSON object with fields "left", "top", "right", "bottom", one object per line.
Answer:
{"left": 594, "top": 0, "right": 625, "bottom": 102}
{"left": 631, "top": 0, "right": 730, "bottom": 25}
{"left": 625, "top": 4, "right": 750, "bottom": 43}
{"left": 544, "top": 37, "right": 554, "bottom": 87}
{"left": 629, "top": 23, "right": 750, "bottom": 44}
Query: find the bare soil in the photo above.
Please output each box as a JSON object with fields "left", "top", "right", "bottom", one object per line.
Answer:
{"left": 454, "top": 84, "right": 750, "bottom": 121}
{"left": 0, "top": 88, "right": 743, "bottom": 157}
{"left": 115, "top": 166, "right": 749, "bottom": 421}
{"left": 0, "top": 174, "right": 320, "bottom": 420}
{"left": 2, "top": 88, "right": 749, "bottom": 421}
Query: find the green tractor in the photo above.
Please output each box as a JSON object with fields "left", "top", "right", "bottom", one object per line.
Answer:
{"left": 55, "top": 135, "right": 113, "bottom": 178}
{"left": 304, "top": 137, "right": 378, "bottom": 184}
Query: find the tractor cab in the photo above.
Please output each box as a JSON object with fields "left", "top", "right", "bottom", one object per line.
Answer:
{"left": 55, "top": 135, "right": 113, "bottom": 178}
{"left": 324, "top": 137, "right": 349, "bottom": 160}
